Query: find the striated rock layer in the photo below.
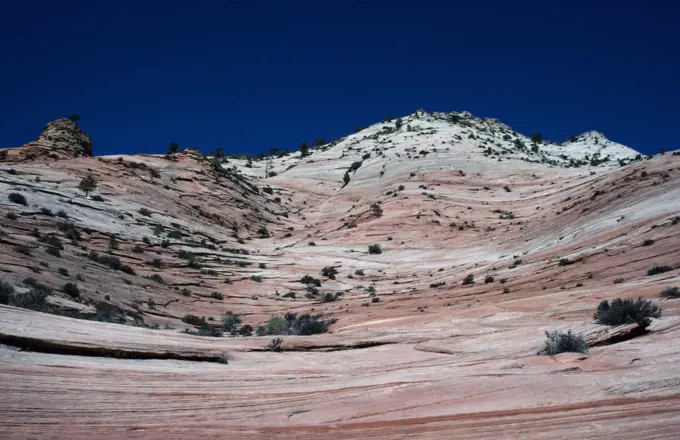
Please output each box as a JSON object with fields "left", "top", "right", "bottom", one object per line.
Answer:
{"left": 1, "top": 111, "right": 679, "bottom": 439}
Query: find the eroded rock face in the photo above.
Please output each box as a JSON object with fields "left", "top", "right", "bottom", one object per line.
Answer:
{"left": 0, "top": 111, "right": 679, "bottom": 439}
{"left": 1, "top": 118, "right": 92, "bottom": 162}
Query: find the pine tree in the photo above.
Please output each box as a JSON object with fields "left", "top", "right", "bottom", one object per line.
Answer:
{"left": 300, "top": 142, "right": 309, "bottom": 157}
{"left": 168, "top": 141, "right": 179, "bottom": 154}
{"left": 78, "top": 174, "right": 97, "bottom": 197}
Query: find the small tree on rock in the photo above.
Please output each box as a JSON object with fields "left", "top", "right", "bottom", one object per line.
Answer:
{"left": 168, "top": 141, "right": 179, "bottom": 154}
{"left": 68, "top": 114, "right": 80, "bottom": 122}
{"left": 531, "top": 133, "right": 543, "bottom": 144}
{"left": 300, "top": 142, "right": 309, "bottom": 157}
{"left": 78, "top": 174, "right": 97, "bottom": 197}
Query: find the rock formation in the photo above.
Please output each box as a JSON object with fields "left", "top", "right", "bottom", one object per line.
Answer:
{"left": 0, "top": 111, "right": 679, "bottom": 439}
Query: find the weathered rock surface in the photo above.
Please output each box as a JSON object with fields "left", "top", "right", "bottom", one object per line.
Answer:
{"left": 1, "top": 118, "right": 92, "bottom": 161}
{"left": 0, "top": 112, "right": 679, "bottom": 438}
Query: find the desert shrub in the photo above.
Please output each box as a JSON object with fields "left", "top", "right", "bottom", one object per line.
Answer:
{"left": 221, "top": 311, "right": 243, "bottom": 334}
{"left": 256, "top": 226, "right": 270, "bottom": 238}
{"left": 14, "top": 245, "right": 33, "bottom": 256}
{"left": 322, "top": 293, "right": 339, "bottom": 302}
{"left": 45, "top": 247, "right": 61, "bottom": 257}
{"left": 211, "top": 291, "right": 224, "bottom": 300}
{"left": 593, "top": 297, "right": 662, "bottom": 328}
{"left": 648, "top": 265, "right": 673, "bottom": 276}
{"left": 300, "top": 275, "right": 321, "bottom": 286}
{"left": 39, "top": 234, "right": 64, "bottom": 249}
{"left": 151, "top": 258, "right": 164, "bottom": 268}
{"left": 250, "top": 275, "right": 263, "bottom": 283}
{"left": 120, "top": 265, "right": 135, "bottom": 275}
{"left": 282, "top": 291, "right": 296, "bottom": 299}
{"left": 149, "top": 274, "right": 164, "bottom": 284}
{"left": 259, "top": 262, "right": 267, "bottom": 269}
{"left": 484, "top": 275, "right": 495, "bottom": 283}
{"left": 238, "top": 324, "right": 253, "bottom": 337}
{"left": 167, "top": 230, "right": 183, "bottom": 239}
{"left": 660, "top": 287, "right": 679, "bottom": 299}
{"left": 354, "top": 269, "right": 365, "bottom": 276}
{"left": 6, "top": 212, "right": 18, "bottom": 220}
{"left": 138, "top": 208, "right": 153, "bottom": 217}
{"left": 108, "top": 235, "right": 119, "bottom": 250}
{"left": 40, "top": 207, "right": 54, "bottom": 217}
{"left": 57, "top": 221, "right": 81, "bottom": 241}
{"left": 182, "top": 314, "right": 206, "bottom": 326}
{"left": 429, "top": 281, "right": 446, "bottom": 288}
{"left": 0, "top": 280, "right": 16, "bottom": 305}
{"left": 267, "top": 337, "right": 283, "bottom": 352}
{"left": 308, "top": 241, "right": 316, "bottom": 246}
{"left": 642, "top": 239, "right": 655, "bottom": 246}
{"left": 462, "top": 274, "right": 475, "bottom": 285}
{"left": 56, "top": 210, "right": 68, "bottom": 218}
{"left": 262, "top": 312, "right": 336, "bottom": 336}
{"left": 180, "top": 288, "right": 191, "bottom": 297}
{"left": 8, "top": 192, "right": 27, "bottom": 205}
{"left": 262, "top": 186, "right": 273, "bottom": 195}
{"left": 321, "top": 266, "right": 338, "bottom": 279}
{"left": 91, "top": 195, "right": 104, "bottom": 202}
{"left": 58, "top": 267, "right": 69, "bottom": 276}
{"left": 63, "top": 283, "right": 80, "bottom": 298}
{"left": 544, "top": 330, "right": 588, "bottom": 355}
{"left": 368, "top": 244, "right": 382, "bottom": 254}
{"left": 613, "top": 278, "right": 624, "bottom": 284}
{"left": 132, "top": 244, "right": 144, "bottom": 253}
{"left": 558, "top": 258, "right": 572, "bottom": 266}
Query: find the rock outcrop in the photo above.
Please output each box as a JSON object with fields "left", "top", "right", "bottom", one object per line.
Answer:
{"left": 0, "top": 118, "right": 92, "bottom": 162}
{"left": 0, "top": 111, "right": 679, "bottom": 439}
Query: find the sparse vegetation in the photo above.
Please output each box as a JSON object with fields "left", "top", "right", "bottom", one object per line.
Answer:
{"left": 138, "top": 208, "right": 152, "bottom": 217}
{"left": 594, "top": 297, "right": 662, "bottom": 328}
{"left": 484, "top": 275, "right": 495, "bottom": 284}
{"left": 544, "top": 330, "right": 588, "bottom": 355}
{"left": 368, "top": 244, "right": 382, "bottom": 254}
{"left": 63, "top": 283, "right": 80, "bottom": 298}
{"left": 462, "top": 274, "right": 475, "bottom": 285}
{"left": 259, "top": 312, "right": 336, "bottom": 336}
{"left": 558, "top": 258, "right": 572, "bottom": 266}
{"left": 8, "top": 192, "right": 27, "bottom": 205}
{"left": 660, "top": 287, "right": 679, "bottom": 299}
{"left": 647, "top": 265, "right": 673, "bottom": 276}
{"left": 642, "top": 239, "right": 655, "bottom": 246}
{"left": 321, "top": 266, "right": 338, "bottom": 280}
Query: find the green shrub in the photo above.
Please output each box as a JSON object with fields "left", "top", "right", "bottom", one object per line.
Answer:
{"left": 58, "top": 268, "right": 69, "bottom": 276}
{"left": 642, "top": 239, "right": 655, "bottom": 246}
{"left": 484, "top": 275, "right": 495, "bottom": 284}
{"left": 45, "top": 247, "right": 61, "bottom": 257}
{"left": 354, "top": 269, "right": 365, "bottom": 276}
{"left": 40, "top": 207, "right": 54, "bottom": 216}
{"left": 282, "top": 291, "right": 296, "bottom": 299}
{"left": 429, "top": 281, "right": 446, "bottom": 288}
{"left": 250, "top": 275, "right": 263, "bottom": 282}
{"left": 321, "top": 266, "right": 338, "bottom": 279}
{"left": 211, "top": 291, "right": 224, "bottom": 300}
{"left": 368, "top": 244, "right": 382, "bottom": 254}
{"left": 6, "top": 212, "right": 18, "bottom": 220}
{"left": 558, "top": 258, "right": 572, "bottom": 266}
{"left": 8, "top": 192, "right": 27, "bottom": 205}
{"left": 594, "top": 297, "right": 662, "bottom": 328}
{"left": 262, "top": 312, "right": 336, "bottom": 336}
{"left": 462, "top": 274, "right": 475, "bottom": 285}
{"left": 300, "top": 275, "right": 321, "bottom": 286}
{"left": 648, "top": 266, "right": 673, "bottom": 276}
{"left": 544, "top": 330, "right": 588, "bottom": 355}
{"left": 56, "top": 210, "right": 68, "bottom": 218}
{"left": 63, "top": 283, "right": 80, "bottom": 298}
{"left": 182, "top": 314, "right": 206, "bottom": 326}
{"left": 138, "top": 208, "right": 153, "bottom": 217}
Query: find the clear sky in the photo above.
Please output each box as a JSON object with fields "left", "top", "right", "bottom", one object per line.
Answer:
{"left": 1, "top": 0, "right": 678, "bottom": 156}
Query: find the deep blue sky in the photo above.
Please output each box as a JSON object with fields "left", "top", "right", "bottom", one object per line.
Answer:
{"left": 1, "top": 1, "right": 678, "bottom": 156}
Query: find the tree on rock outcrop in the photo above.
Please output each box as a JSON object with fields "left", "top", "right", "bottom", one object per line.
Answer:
{"left": 68, "top": 114, "right": 80, "bottom": 122}
{"left": 300, "top": 141, "right": 309, "bottom": 157}
{"left": 168, "top": 141, "right": 179, "bottom": 154}
{"left": 78, "top": 174, "right": 98, "bottom": 197}
{"left": 531, "top": 133, "right": 543, "bottom": 144}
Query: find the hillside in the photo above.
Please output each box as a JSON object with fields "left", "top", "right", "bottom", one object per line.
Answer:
{"left": 1, "top": 112, "right": 679, "bottom": 439}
